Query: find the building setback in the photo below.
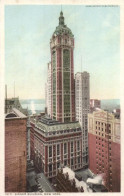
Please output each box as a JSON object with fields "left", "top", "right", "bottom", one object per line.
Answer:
{"left": 88, "top": 110, "right": 120, "bottom": 192}
{"left": 50, "top": 11, "right": 75, "bottom": 123}
{"left": 5, "top": 108, "right": 27, "bottom": 192}
{"left": 30, "top": 116, "right": 83, "bottom": 178}
{"left": 75, "top": 72, "right": 90, "bottom": 166}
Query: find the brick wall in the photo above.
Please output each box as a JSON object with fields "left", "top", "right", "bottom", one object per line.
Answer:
{"left": 5, "top": 118, "right": 27, "bottom": 192}
{"left": 88, "top": 133, "right": 97, "bottom": 173}
{"left": 111, "top": 142, "right": 120, "bottom": 192}
{"left": 88, "top": 132, "right": 120, "bottom": 192}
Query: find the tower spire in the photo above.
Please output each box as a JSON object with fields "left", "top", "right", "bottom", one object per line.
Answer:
{"left": 59, "top": 9, "right": 64, "bottom": 25}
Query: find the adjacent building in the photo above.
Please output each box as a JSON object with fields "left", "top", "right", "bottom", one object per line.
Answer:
{"left": 55, "top": 167, "right": 84, "bottom": 192}
{"left": 5, "top": 97, "right": 28, "bottom": 116}
{"left": 27, "top": 118, "right": 31, "bottom": 160}
{"left": 90, "top": 99, "right": 101, "bottom": 112}
{"left": 50, "top": 11, "right": 75, "bottom": 123}
{"left": 30, "top": 116, "right": 83, "bottom": 178}
{"left": 5, "top": 108, "right": 27, "bottom": 192}
{"left": 75, "top": 72, "right": 90, "bottom": 166}
{"left": 88, "top": 110, "right": 120, "bottom": 192}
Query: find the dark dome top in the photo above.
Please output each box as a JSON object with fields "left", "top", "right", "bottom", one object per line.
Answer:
{"left": 6, "top": 113, "right": 17, "bottom": 118}
{"left": 53, "top": 11, "right": 74, "bottom": 37}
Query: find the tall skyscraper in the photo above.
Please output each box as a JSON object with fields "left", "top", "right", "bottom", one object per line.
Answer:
{"left": 30, "top": 11, "right": 83, "bottom": 179}
{"left": 50, "top": 11, "right": 75, "bottom": 123}
{"left": 75, "top": 72, "right": 90, "bottom": 165}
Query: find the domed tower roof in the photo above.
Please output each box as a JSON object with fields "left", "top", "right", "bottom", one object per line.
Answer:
{"left": 53, "top": 11, "right": 74, "bottom": 37}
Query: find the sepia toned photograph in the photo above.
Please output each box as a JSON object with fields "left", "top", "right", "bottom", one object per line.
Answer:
{"left": 2, "top": 1, "right": 122, "bottom": 194}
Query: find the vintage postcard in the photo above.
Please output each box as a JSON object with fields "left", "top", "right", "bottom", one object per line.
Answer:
{"left": 0, "top": 0, "right": 124, "bottom": 196}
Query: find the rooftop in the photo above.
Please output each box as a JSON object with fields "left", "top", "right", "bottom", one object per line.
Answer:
{"left": 62, "top": 167, "right": 92, "bottom": 192}
{"left": 30, "top": 115, "right": 81, "bottom": 133}
{"left": 52, "top": 11, "right": 74, "bottom": 37}
{"left": 5, "top": 108, "right": 27, "bottom": 119}
{"left": 89, "top": 109, "right": 120, "bottom": 120}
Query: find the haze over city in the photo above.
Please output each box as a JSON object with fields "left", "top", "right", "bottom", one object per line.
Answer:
{"left": 5, "top": 5, "right": 120, "bottom": 99}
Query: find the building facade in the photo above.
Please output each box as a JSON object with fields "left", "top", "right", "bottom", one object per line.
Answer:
{"left": 50, "top": 11, "right": 75, "bottom": 123}
{"left": 75, "top": 72, "right": 90, "bottom": 166}
{"left": 88, "top": 110, "right": 120, "bottom": 192}
{"left": 30, "top": 116, "right": 83, "bottom": 179}
{"left": 5, "top": 108, "right": 27, "bottom": 192}
{"left": 46, "top": 62, "right": 52, "bottom": 117}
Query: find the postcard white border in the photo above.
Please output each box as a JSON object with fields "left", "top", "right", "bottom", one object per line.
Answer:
{"left": 0, "top": 0, "right": 124, "bottom": 196}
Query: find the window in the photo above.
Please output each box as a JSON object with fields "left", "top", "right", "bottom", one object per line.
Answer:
{"left": 57, "top": 162, "right": 60, "bottom": 169}
{"left": 71, "top": 142, "right": 73, "bottom": 153}
{"left": 64, "top": 143, "right": 67, "bottom": 154}
{"left": 64, "top": 160, "right": 67, "bottom": 166}
{"left": 77, "top": 141, "right": 80, "bottom": 151}
{"left": 49, "top": 164, "right": 52, "bottom": 172}
{"left": 78, "top": 157, "right": 80, "bottom": 164}
{"left": 49, "top": 146, "right": 52, "bottom": 157}
{"left": 57, "top": 144, "right": 60, "bottom": 156}
{"left": 71, "top": 159, "right": 73, "bottom": 166}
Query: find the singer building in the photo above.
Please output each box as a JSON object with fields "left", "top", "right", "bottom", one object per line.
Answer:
{"left": 30, "top": 11, "right": 83, "bottom": 178}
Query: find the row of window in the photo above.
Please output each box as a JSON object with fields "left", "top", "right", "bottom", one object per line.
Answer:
{"left": 49, "top": 141, "right": 81, "bottom": 157}
{"left": 96, "top": 121, "right": 111, "bottom": 127}
{"left": 48, "top": 157, "right": 81, "bottom": 173}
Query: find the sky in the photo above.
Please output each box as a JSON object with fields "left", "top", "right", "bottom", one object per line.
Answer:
{"left": 5, "top": 5, "right": 120, "bottom": 99}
